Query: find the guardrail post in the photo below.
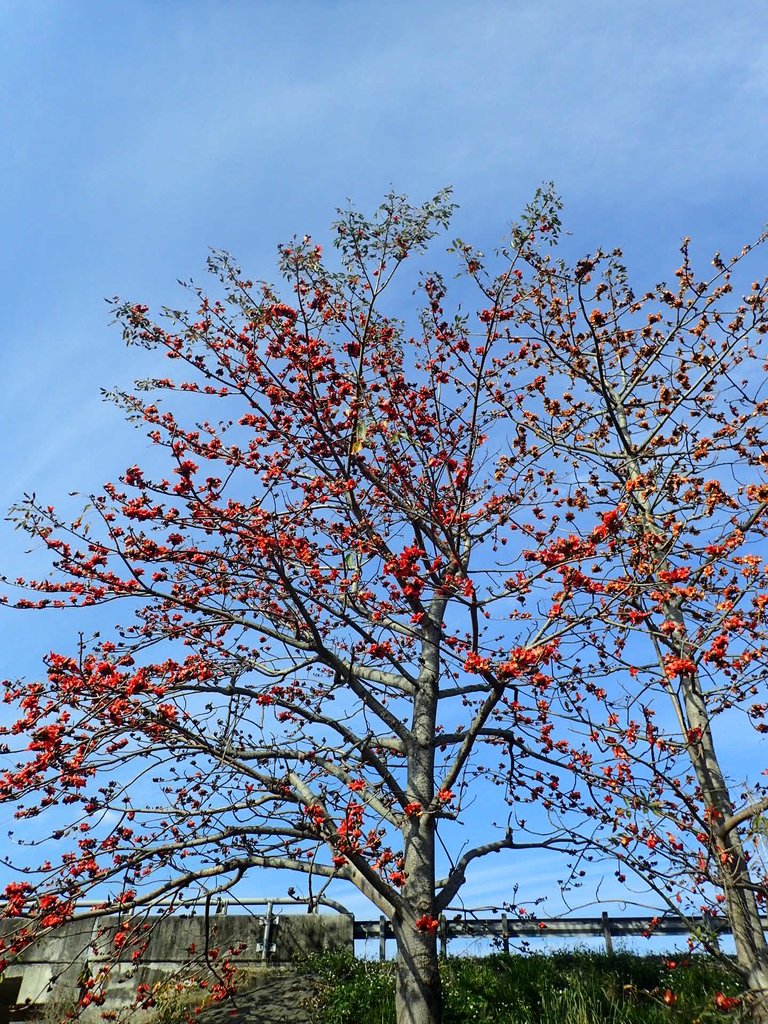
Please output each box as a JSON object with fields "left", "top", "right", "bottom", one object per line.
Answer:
{"left": 379, "top": 915, "right": 387, "bottom": 961}
{"left": 261, "top": 901, "right": 275, "bottom": 964}
{"left": 601, "top": 911, "right": 613, "bottom": 955}
{"left": 501, "top": 912, "right": 510, "bottom": 955}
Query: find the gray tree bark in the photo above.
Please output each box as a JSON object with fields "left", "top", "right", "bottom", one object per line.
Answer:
{"left": 393, "top": 908, "right": 442, "bottom": 1024}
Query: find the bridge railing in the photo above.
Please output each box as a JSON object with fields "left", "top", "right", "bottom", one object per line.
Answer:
{"left": 354, "top": 911, "right": 748, "bottom": 959}
{"left": 3, "top": 898, "right": 750, "bottom": 962}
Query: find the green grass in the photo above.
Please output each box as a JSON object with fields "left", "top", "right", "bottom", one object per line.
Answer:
{"left": 298, "top": 950, "right": 748, "bottom": 1024}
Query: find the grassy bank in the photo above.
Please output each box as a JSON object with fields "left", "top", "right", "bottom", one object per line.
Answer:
{"left": 298, "top": 950, "right": 747, "bottom": 1023}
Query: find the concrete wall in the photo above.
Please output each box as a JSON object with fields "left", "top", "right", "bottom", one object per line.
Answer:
{"left": 0, "top": 912, "right": 353, "bottom": 1017}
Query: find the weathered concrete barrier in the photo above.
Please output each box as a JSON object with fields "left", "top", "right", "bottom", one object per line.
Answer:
{"left": 0, "top": 912, "right": 352, "bottom": 1019}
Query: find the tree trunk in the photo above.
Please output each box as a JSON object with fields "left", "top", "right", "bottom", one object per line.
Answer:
{"left": 706, "top": 797, "right": 768, "bottom": 1021}
{"left": 392, "top": 603, "right": 445, "bottom": 1023}
{"left": 676, "top": 659, "right": 768, "bottom": 1021}
{"left": 726, "top": 877, "right": 768, "bottom": 1023}
{"left": 393, "top": 914, "right": 442, "bottom": 1024}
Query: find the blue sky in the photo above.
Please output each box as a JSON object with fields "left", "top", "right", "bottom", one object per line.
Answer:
{"left": 2, "top": 1, "right": 768, "bottom": 930}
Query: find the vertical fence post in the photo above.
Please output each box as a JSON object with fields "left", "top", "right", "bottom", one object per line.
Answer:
{"left": 379, "top": 915, "right": 387, "bottom": 961}
{"left": 601, "top": 911, "right": 614, "bottom": 955}
{"left": 261, "top": 901, "right": 274, "bottom": 964}
{"left": 501, "top": 913, "right": 510, "bottom": 955}
{"left": 439, "top": 915, "right": 448, "bottom": 959}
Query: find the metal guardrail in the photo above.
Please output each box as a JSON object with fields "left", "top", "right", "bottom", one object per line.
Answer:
{"left": 71, "top": 896, "right": 351, "bottom": 915}
{"left": 354, "top": 912, "right": 750, "bottom": 959}
{"left": 5, "top": 898, "right": 751, "bottom": 962}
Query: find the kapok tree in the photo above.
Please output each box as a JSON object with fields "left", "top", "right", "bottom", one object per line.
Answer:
{"left": 0, "top": 190, "right": 606, "bottom": 1024}
{"left": 465, "top": 226, "right": 768, "bottom": 1017}
{"left": 8, "top": 188, "right": 768, "bottom": 1023}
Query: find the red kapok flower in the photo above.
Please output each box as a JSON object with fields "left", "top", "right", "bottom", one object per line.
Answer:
{"left": 713, "top": 991, "right": 741, "bottom": 1011}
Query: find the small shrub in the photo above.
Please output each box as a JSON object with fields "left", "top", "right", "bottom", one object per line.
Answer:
{"left": 298, "top": 951, "right": 747, "bottom": 1024}
{"left": 300, "top": 951, "right": 394, "bottom": 1024}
